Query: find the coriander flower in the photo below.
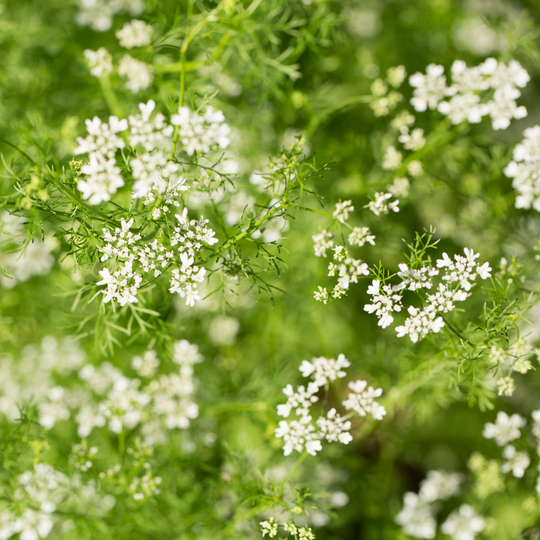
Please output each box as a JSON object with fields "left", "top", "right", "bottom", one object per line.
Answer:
{"left": 440, "top": 505, "right": 485, "bottom": 540}
{"left": 299, "top": 354, "right": 351, "bottom": 388}
{"left": 368, "top": 192, "right": 400, "bottom": 215}
{"left": 312, "top": 230, "right": 334, "bottom": 257}
{"left": 84, "top": 48, "right": 113, "bottom": 78}
{"left": 501, "top": 445, "right": 530, "bottom": 478}
{"left": 342, "top": 380, "right": 386, "bottom": 420}
{"left": 274, "top": 416, "right": 322, "bottom": 456}
{"left": 118, "top": 55, "right": 154, "bottom": 93}
{"left": 382, "top": 146, "right": 402, "bottom": 170}
{"left": 348, "top": 227, "right": 375, "bottom": 247}
{"left": 418, "top": 470, "right": 463, "bottom": 502}
{"left": 316, "top": 408, "right": 353, "bottom": 444}
{"left": 333, "top": 200, "right": 354, "bottom": 223}
{"left": 116, "top": 19, "right": 152, "bottom": 49}
{"left": 409, "top": 64, "right": 447, "bottom": 112}
{"left": 396, "top": 492, "right": 436, "bottom": 539}
{"left": 260, "top": 518, "right": 278, "bottom": 538}
{"left": 483, "top": 411, "right": 525, "bottom": 446}
{"left": 171, "top": 106, "right": 231, "bottom": 156}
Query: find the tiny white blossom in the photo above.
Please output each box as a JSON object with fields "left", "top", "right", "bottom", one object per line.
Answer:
{"left": 382, "top": 146, "right": 403, "bottom": 170}
{"left": 440, "top": 505, "right": 485, "bottom": 540}
{"left": 501, "top": 445, "right": 530, "bottom": 478}
{"left": 396, "top": 492, "right": 436, "bottom": 539}
{"left": 333, "top": 200, "right": 354, "bottom": 223}
{"left": 116, "top": 19, "right": 152, "bottom": 49}
{"left": 343, "top": 380, "right": 386, "bottom": 420}
{"left": 84, "top": 48, "right": 113, "bottom": 77}
{"left": 409, "top": 64, "right": 447, "bottom": 112}
{"left": 348, "top": 227, "right": 375, "bottom": 247}
{"left": 312, "top": 230, "right": 334, "bottom": 257}
{"left": 418, "top": 470, "right": 463, "bottom": 502}
{"left": 118, "top": 55, "right": 154, "bottom": 93}
{"left": 483, "top": 411, "right": 526, "bottom": 446}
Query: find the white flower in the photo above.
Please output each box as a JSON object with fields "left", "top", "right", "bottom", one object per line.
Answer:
{"left": 131, "top": 350, "right": 160, "bottom": 378}
{"left": 76, "top": 0, "right": 144, "bottom": 32}
{"left": 483, "top": 411, "right": 526, "bottom": 446}
{"left": 260, "top": 518, "right": 278, "bottom": 538}
{"left": 396, "top": 492, "right": 436, "bottom": 539}
{"left": 440, "top": 505, "right": 485, "bottom": 540}
{"left": 505, "top": 125, "right": 540, "bottom": 212}
{"left": 501, "top": 445, "right": 530, "bottom": 478}
{"left": 116, "top": 19, "right": 152, "bottom": 49}
{"left": 382, "top": 146, "right": 402, "bottom": 170}
{"left": 364, "top": 279, "right": 403, "bottom": 329}
{"left": 348, "top": 227, "right": 375, "bottom": 247}
{"left": 398, "top": 128, "right": 426, "bottom": 151}
{"left": 333, "top": 200, "right": 354, "bottom": 223}
{"left": 84, "top": 48, "right": 113, "bottom": 77}
{"left": 316, "top": 408, "right": 353, "bottom": 444}
{"left": 312, "top": 230, "right": 334, "bottom": 257}
{"left": 274, "top": 415, "right": 322, "bottom": 456}
{"left": 313, "top": 286, "right": 329, "bottom": 304}
{"left": 298, "top": 354, "right": 350, "bottom": 388}
{"left": 409, "top": 64, "right": 447, "bottom": 112}
{"left": 171, "top": 106, "right": 231, "bottom": 156}
{"left": 387, "top": 176, "right": 409, "bottom": 198}
{"left": 118, "top": 55, "right": 154, "bottom": 93}
{"left": 418, "top": 470, "right": 463, "bottom": 502}
{"left": 75, "top": 116, "right": 128, "bottom": 204}
{"left": 368, "top": 192, "right": 400, "bottom": 216}
{"left": 343, "top": 380, "right": 386, "bottom": 420}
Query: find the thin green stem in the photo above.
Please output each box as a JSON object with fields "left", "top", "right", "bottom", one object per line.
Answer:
{"left": 284, "top": 451, "right": 309, "bottom": 483}
{"left": 118, "top": 428, "right": 125, "bottom": 456}
{"left": 171, "top": 9, "right": 218, "bottom": 155}
{"left": 442, "top": 316, "right": 475, "bottom": 347}
{"left": 99, "top": 77, "right": 124, "bottom": 119}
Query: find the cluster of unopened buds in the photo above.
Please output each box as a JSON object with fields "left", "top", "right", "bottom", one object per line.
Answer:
{"left": 364, "top": 248, "right": 492, "bottom": 342}
{"left": 274, "top": 354, "right": 385, "bottom": 456}
{"left": 260, "top": 518, "right": 315, "bottom": 540}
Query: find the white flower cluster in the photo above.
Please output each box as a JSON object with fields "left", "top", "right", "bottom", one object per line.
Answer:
{"left": 84, "top": 47, "right": 113, "bottom": 77}
{"left": 260, "top": 518, "right": 315, "bottom": 540}
{"left": 76, "top": 0, "right": 144, "bottom": 32}
{"left": 312, "top": 200, "right": 375, "bottom": 303}
{"left": 72, "top": 341, "right": 202, "bottom": 444}
{"left": 0, "top": 463, "right": 114, "bottom": 540}
{"left": 75, "top": 101, "right": 231, "bottom": 206}
{"left": 128, "top": 101, "right": 183, "bottom": 200}
{"left": 333, "top": 200, "right": 354, "bottom": 223}
{"left": 487, "top": 340, "right": 535, "bottom": 397}
{"left": 118, "top": 54, "right": 154, "bottom": 93}
{"left": 364, "top": 248, "right": 492, "bottom": 342}
{"left": 327, "top": 246, "right": 370, "bottom": 297}
{"left": 274, "top": 355, "right": 385, "bottom": 456}
{"left": 368, "top": 191, "right": 400, "bottom": 216}
{"left": 128, "top": 466, "right": 162, "bottom": 501}
{"left": 0, "top": 336, "right": 84, "bottom": 425}
{"left": 0, "top": 213, "right": 56, "bottom": 289}
{"left": 504, "top": 126, "right": 540, "bottom": 212}
{"left": 171, "top": 106, "right": 231, "bottom": 156}
{"left": 116, "top": 19, "right": 152, "bottom": 49}
{"left": 75, "top": 116, "right": 128, "bottom": 204}
{"left": 369, "top": 66, "right": 406, "bottom": 117}
{"left": 482, "top": 411, "right": 533, "bottom": 480}
{"left": 410, "top": 59, "right": 529, "bottom": 130}
{"left": 96, "top": 208, "right": 217, "bottom": 307}
{"left": 396, "top": 470, "right": 483, "bottom": 540}
{"left": 169, "top": 209, "right": 218, "bottom": 306}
